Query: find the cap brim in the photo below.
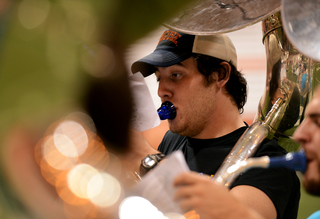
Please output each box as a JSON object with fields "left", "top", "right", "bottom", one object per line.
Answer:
{"left": 131, "top": 49, "right": 192, "bottom": 77}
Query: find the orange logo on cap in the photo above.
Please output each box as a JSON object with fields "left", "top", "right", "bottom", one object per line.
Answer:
{"left": 158, "top": 30, "right": 181, "bottom": 45}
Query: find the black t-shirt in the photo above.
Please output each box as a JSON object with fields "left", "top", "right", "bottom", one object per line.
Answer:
{"left": 158, "top": 127, "right": 301, "bottom": 219}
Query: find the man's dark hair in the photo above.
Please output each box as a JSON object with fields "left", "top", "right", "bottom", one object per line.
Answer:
{"left": 193, "top": 54, "right": 247, "bottom": 114}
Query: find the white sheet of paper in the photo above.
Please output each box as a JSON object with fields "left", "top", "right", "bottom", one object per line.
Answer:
{"left": 129, "top": 72, "right": 161, "bottom": 132}
{"left": 129, "top": 151, "right": 190, "bottom": 214}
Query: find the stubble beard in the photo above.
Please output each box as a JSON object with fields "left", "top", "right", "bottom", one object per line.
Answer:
{"left": 169, "top": 88, "right": 215, "bottom": 137}
{"left": 303, "top": 164, "right": 320, "bottom": 196}
{"left": 303, "top": 178, "right": 320, "bottom": 196}
{"left": 168, "top": 113, "right": 209, "bottom": 137}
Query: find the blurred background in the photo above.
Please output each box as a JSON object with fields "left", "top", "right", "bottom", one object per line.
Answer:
{"left": 0, "top": 0, "right": 319, "bottom": 218}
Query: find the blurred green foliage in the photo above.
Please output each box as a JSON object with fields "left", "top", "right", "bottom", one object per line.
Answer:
{"left": 0, "top": 0, "right": 192, "bottom": 218}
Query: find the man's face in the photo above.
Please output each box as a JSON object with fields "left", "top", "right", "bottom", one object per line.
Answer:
{"left": 293, "top": 87, "right": 320, "bottom": 195}
{"left": 155, "top": 57, "right": 218, "bottom": 138}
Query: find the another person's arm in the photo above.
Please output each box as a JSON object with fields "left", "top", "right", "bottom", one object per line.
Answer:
{"left": 118, "top": 129, "right": 160, "bottom": 175}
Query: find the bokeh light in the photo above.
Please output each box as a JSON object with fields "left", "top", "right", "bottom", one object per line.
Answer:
{"left": 60, "top": 0, "right": 97, "bottom": 42}
{"left": 54, "top": 120, "right": 89, "bottom": 157}
{"left": 42, "top": 134, "right": 79, "bottom": 170}
{"left": 81, "top": 44, "right": 116, "bottom": 78}
{"left": 119, "top": 196, "right": 165, "bottom": 219}
{"left": 165, "top": 212, "right": 187, "bottom": 219}
{"left": 87, "top": 172, "right": 122, "bottom": 207}
{"left": 18, "top": 0, "right": 51, "bottom": 29}
{"left": 33, "top": 112, "right": 125, "bottom": 218}
{"left": 67, "top": 164, "right": 98, "bottom": 199}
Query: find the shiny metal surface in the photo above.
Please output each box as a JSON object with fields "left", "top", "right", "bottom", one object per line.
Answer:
{"left": 215, "top": 12, "right": 320, "bottom": 187}
{"left": 256, "top": 12, "right": 320, "bottom": 152}
{"left": 214, "top": 96, "right": 288, "bottom": 186}
{"left": 163, "top": 0, "right": 281, "bottom": 34}
{"left": 216, "top": 156, "right": 270, "bottom": 186}
{"left": 282, "top": 0, "right": 320, "bottom": 62}
{"left": 214, "top": 121, "right": 270, "bottom": 186}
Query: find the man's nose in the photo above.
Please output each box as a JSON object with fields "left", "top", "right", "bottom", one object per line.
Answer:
{"left": 158, "top": 80, "right": 172, "bottom": 99}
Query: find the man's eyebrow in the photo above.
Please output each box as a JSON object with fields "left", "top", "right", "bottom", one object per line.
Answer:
{"left": 154, "top": 62, "right": 187, "bottom": 76}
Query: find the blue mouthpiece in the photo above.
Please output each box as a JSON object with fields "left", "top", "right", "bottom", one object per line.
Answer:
{"left": 157, "top": 101, "right": 176, "bottom": 120}
{"left": 269, "top": 149, "right": 307, "bottom": 174}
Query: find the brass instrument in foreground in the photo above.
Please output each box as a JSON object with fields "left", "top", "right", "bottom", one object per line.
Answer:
{"left": 164, "top": 0, "right": 281, "bottom": 34}
{"left": 215, "top": 11, "right": 320, "bottom": 187}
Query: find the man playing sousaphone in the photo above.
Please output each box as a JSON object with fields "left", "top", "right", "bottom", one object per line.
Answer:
{"left": 173, "top": 84, "right": 320, "bottom": 219}
{"left": 127, "top": 29, "right": 300, "bottom": 219}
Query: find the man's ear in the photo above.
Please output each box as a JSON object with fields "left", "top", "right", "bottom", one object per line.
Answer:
{"left": 216, "top": 62, "right": 231, "bottom": 88}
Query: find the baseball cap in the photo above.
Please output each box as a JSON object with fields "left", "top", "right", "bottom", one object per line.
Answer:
{"left": 131, "top": 29, "right": 237, "bottom": 77}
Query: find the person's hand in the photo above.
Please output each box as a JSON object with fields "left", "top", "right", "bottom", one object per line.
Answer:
{"left": 173, "top": 172, "right": 263, "bottom": 219}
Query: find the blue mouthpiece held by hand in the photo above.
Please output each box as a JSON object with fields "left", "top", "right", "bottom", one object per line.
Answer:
{"left": 157, "top": 101, "right": 176, "bottom": 120}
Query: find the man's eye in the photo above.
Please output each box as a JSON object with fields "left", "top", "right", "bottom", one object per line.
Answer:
{"left": 309, "top": 115, "right": 320, "bottom": 127}
{"left": 314, "top": 118, "right": 320, "bottom": 127}
{"left": 156, "top": 77, "right": 160, "bottom": 82}
{"left": 172, "top": 73, "right": 181, "bottom": 78}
